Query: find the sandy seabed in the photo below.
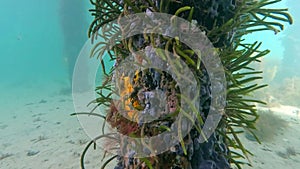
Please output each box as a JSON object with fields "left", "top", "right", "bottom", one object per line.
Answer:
{"left": 0, "top": 82, "right": 299, "bottom": 169}
{"left": 0, "top": 82, "right": 109, "bottom": 169}
{"left": 241, "top": 105, "right": 300, "bottom": 169}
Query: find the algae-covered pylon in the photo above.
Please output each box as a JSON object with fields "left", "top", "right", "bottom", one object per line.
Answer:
{"left": 74, "top": 0, "right": 293, "bottom": 168}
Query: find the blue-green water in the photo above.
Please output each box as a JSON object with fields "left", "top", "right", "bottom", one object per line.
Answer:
{"left": 0, "top": 0, "right": 91, "bottom": 86}
{"left": 0, "top": 0, "right": 299, "bottom": 168}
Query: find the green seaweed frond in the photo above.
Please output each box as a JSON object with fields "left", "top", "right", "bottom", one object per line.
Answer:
{"left": 216, "top": 1, "right": 292, "bottom": 168}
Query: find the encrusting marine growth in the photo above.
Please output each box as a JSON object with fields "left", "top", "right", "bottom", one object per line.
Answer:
{"left": 72, "top": 0, "right": 293, "bottom": 168}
